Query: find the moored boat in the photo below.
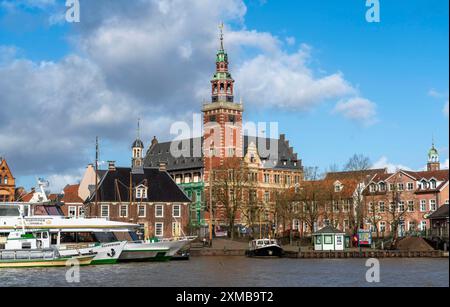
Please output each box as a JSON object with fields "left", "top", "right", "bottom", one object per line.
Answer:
{"left": 246, "top": 238, "right": 284, "bottom": 258}
{"left": 0, "top": 231, "right": 95, "bottom": 268}
{"left": 0, "top": 252, "right": 94, "bottom": 268}
{"left": 57, "top": 241, "right": 127, "bottom": 265}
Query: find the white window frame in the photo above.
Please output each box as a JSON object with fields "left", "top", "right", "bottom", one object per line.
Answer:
{"left": 430, "top": 180, "right": 437, "bottom": 189}
{"left": 407, "top": 200, "right": 414, "bottom": 212}
{"left": 398, "top": 201, "right": 405, "bottom": 212}
{"left": 419, "top": 221, "right": 427, "bottom": 231}
{"left": 379, "top": 201, "right": 385, "bottom": 213}
{"left": 155, "top": 222, "right": 164, "bottom": 237}
{"left": 78, "top": 206, "right": 85, "bottom": 218}
{"left": 407, "top": 182, "right": 414, "bottom": 191}
{"left": 119, "top": 204, "right": 128, "bottom": 218}
{"left": 379, "top": 221, "right": 386, "bottom": 233}
{"left": 420, "top": 200, "right": 426, "bottom": 212}
{"left": 155, "top": 204, "right": 164, "bottom": 218}
{"left": 68, "top": 206, "right": 77, "bottom": 218}
{"left": 429, "top": 199, "right": 437, "bottom": 212}
{"left": 138, "top": 204, "right": 146, "bottom": 218}
{"left": 101, "top": 205, "right": 110, "bottom": 218}
{"left": 136, "top": 186, "right": 148, "bottom": 199}
{"left": 172, "top": 204, "right": 181, "bottom": 218}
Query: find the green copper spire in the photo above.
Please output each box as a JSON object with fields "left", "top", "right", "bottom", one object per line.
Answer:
{"left": 211, "top": 23, "right": 234, "bottom": 103}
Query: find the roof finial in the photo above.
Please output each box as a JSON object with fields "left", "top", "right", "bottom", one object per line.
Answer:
{"left": 219, "top": 22, "right": 224, "bottom": 50}
{"left": 137, "top": 118, "right": 141, "bottom": 140}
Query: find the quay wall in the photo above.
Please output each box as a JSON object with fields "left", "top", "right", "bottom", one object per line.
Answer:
{"left": 190, "top": 249, "right": 446, "bottom": 258}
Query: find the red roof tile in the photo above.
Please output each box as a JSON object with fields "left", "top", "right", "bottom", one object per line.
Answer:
{"left": 61, "top": 184, "right": 83, "bottom": 203}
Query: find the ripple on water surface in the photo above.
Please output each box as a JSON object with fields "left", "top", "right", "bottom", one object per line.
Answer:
{"left": 1, "top": 257, "right": 448, "bottom": 287}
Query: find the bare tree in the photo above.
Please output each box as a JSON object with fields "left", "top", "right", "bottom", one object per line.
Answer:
{"left": 344, "top": 154, "right": 372, "bottom": 172}
{"left": 211, "top": 157, "right": 249, "bottom": 240}
{"left": 365, "top": 191, "right": 383, "bottom": 240}
{"left": 296, "top": 167, "right": 326, "bottom": 234}
{"left": 343, "top": 154, "right": 372, "bottom": 235}
{"left": 385, "top": 177, "right": 410, "bottom": 247}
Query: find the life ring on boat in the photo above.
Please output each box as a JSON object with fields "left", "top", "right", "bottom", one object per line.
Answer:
{"left": 107, "top": 248, "right": 116, "bottom": 257}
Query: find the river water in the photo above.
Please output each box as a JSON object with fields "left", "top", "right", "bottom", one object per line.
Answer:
{"left": 1, "top": 257, "right": 448, "bottom": 287}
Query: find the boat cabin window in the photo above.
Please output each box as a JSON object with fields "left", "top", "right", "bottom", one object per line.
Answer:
{"left": 94, "top": 232, "right": 118, "bottom": 243}
{"left": 60, "top": 232, "right": 96, "bottom": 244}
{"left": 35, "top": 232, "right": 48, "bottom": 239}
{"left": 0, "top": 206, "right": 20, "bottom": 217}
{"left": 21, "top": 242, "right": 32, "bottom": 249}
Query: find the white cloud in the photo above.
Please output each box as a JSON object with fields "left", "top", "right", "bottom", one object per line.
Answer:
{"left": 442, "top": 158, "right": 449, "bottom": 169}
{"left": 333, "top": 97, "right": 377, "bottom": 126}
{"left": 1, "top": 0, "right": 376, "bottom": 181}
{"left": 372, "top": 156, "right": 412, "bottom": 173}
{"left": 286, "top": 36, "right": 296, "bottom": 46}
{"left": 443, "top": 100, "right": 449, "bottom": 118}
{"left": 46, "top": 168, "right": 85, "bottom": 194}
{"left": 234, "top": 47, "right": 357, "bottom": 110}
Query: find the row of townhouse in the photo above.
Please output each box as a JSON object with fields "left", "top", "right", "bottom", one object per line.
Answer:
{"left": 288, "top": 145, "right": 448, "bottom": 238}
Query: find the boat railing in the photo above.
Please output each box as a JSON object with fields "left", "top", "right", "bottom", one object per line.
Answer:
{"left": 0, "top": 249, "right": 57, "bottom": 261}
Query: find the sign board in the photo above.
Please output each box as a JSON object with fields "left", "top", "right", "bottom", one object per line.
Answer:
{"left": 358, "top": 229, "right": 372, "bottom": 246}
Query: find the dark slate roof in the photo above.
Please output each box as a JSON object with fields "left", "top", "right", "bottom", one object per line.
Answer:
{"left": 313, "top": 226, "right": 345, "bottom": 234}
{"left": 132, "top": 138, "right": 144, "bottom": 149}
{"left": 144, "top": 135, "right": 302, "bottom": 171}
{"left": 86, "top": 167, "right": 190, "bottom": 203}
{"left": 428, "top": 204, "right": 449, "bottom": 220}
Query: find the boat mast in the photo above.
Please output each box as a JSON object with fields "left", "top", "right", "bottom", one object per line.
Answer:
{"left": 95, "top": 136, "right": 99, "bottom": 214}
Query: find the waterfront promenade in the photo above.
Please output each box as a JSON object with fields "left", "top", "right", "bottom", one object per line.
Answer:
{"left": 189, "top": 239, "right": 448, "bottom": 258}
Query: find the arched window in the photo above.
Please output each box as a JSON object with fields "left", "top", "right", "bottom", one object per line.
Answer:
{"left": 227, "top": 84, "right": 231, "bottom": 94}
{"left": 220, "top": 83, "right": 224, "bottom": 93}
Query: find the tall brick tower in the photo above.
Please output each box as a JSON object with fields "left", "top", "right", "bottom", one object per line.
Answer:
{"left": 203, "top": 24, "right": 243, "bottom": 181}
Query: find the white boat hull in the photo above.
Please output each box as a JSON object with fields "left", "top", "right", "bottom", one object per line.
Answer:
{"left": 57, "top": 241, "right": 127, "bottom": 265}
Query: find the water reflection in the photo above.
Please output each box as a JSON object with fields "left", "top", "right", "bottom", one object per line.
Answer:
{"left": 1, "top": 257, "right": 448, "bottom": 287}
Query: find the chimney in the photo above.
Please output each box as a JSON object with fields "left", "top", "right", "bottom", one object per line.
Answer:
{"left": 108, "top": 161, "right": 116, "bottom": 171}
{"left": 159, "top": 162, "right": 167, "bottom": 172}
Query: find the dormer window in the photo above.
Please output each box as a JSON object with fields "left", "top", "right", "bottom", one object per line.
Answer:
{"left": 430, "top": 179, "right": 437, "bottom": 189}
{"left": 369, "top": 184, "right": 376, "bottom": 193}
{"left": 335, "top": 184, "right": 342, "bottom": 192}
{"left": 136, "top": 185, "right": 148, "bottom": 199}
{"left": 379, "top": 182, "right": 386, "bottom": 191}
{"left": 420, "top": 180, "right": 428, "bottom": 190}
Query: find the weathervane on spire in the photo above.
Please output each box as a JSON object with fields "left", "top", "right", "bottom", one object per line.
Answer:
{"left": 219, "top": 22, "right": 224, "bottom": 50}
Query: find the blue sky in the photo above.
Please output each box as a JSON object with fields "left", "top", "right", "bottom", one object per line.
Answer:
{"left": 0, "top": 0, "right": 448, "bottom": 192}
